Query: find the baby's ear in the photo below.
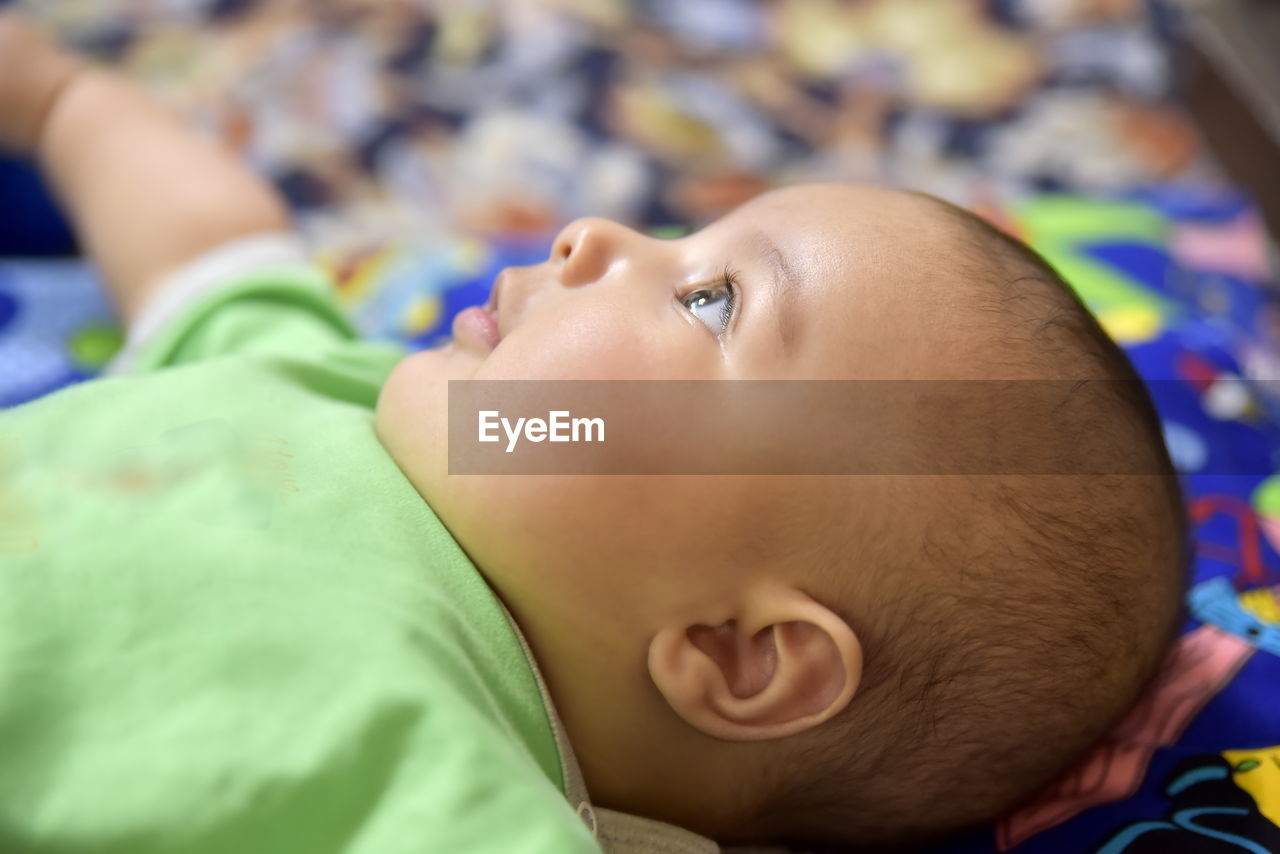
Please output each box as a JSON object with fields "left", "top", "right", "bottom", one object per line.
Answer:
{"left": 647, "top": 585, "right": 862, "bottom": 741}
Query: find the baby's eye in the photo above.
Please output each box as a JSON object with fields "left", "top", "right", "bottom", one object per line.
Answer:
{"left": 681, "top": 274, "right": 738, "bottom": 339}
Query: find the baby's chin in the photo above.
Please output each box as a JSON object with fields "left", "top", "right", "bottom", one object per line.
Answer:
{"left": 373, "top": 347, "right": 460, "bottom": 490}
{"left": 389, "top": 340, "right": 484, "bottom": 386}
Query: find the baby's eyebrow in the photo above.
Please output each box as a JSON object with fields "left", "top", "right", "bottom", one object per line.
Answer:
{"left": 747, "top": 228, "right": 801, "bottom": 357}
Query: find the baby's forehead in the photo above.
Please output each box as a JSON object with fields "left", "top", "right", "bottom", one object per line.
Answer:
{"left": 731, "top": 183, "right": 949, "bottom": 233}
{"left": 725, "top": 185, "right": 972, "bottom": 301}
{"left": 718, "top": 186, "right": 995, "bottom": 380}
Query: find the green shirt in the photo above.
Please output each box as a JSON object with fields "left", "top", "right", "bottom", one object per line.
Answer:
{"left": 0, "top": 265, "right": 600, "bottom": 853}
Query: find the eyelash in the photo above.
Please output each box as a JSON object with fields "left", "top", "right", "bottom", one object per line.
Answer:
{"left": 680, "top": 264, "right": 741, "bottom": 339}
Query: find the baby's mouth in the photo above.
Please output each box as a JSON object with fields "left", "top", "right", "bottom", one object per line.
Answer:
{"left": 451, "top": 269, "right": 510, "bottom": 352}
{"left": 451, "top": 305, "right": 501, "bottom": 351}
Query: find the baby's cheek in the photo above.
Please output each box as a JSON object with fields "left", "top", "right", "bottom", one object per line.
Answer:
{"left": 481, "top": 303, "right": 672, "bottom": 381}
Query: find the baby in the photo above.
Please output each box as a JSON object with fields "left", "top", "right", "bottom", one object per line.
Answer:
{"left": 0, "top": 13, "right": 1187, "bottom": 853}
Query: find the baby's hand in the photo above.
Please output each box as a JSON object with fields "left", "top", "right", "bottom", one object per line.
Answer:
{"left": 0, "top": 12, "right": 87, "bottom": 154}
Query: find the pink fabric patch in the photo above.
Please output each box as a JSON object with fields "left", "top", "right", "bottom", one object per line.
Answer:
{"left": 995, "top": 624, "right": 1255, "bottom": 851}
{"left": 1172, "top": 211, "right": 1272, "bottom": 281}
{"left": 1259, "top": 518, "right": 1280, "bottom": 558}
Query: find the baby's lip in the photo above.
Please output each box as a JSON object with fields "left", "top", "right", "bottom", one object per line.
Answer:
{"left": 452, "top": 305, "right": 501, "bottom": 352}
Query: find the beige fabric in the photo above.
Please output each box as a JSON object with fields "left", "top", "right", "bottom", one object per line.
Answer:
{"left": 594, "top": 809, "right": 719, "bottom": 854}
{"left": 499, "top": 603, "right": 719, "bottom": 852}
{"left": 499, "top": 602, "right": 796, "bottom": 854}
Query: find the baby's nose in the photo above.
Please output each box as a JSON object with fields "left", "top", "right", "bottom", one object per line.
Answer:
{"left": 550, "top": 217, "right": 642, "bottom": 288}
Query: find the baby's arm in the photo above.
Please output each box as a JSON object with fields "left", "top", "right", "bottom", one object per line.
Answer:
{"left": 0, "top": 12, "right": 291, "bottom": 328}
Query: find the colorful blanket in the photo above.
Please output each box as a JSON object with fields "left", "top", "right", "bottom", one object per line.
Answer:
{"left": 2, "top": 2, "right": 1279, "bottom": 852}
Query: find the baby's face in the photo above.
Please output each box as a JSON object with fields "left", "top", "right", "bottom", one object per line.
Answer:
{"left": 375, "top": 184, "right": 972, "bottom": 639}
{"left": 383, "top": 183, "right": 968, "bottom": 389}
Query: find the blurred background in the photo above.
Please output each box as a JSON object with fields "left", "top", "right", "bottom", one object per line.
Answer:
{"left": 4, "top": 3, "right": 1280, "bottom": 854}
{"left": 1, "top": 0, "right": 1276, "bottom": 388}
{"left": 2, "top": 0, "right": 1259, "bottom": 240}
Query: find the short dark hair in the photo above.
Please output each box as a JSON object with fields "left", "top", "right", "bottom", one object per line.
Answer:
{"left": 739, "top": 195, "right": 1189, "bottom": 850}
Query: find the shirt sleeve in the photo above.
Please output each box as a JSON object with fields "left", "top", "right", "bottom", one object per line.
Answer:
{"left": 101, "top": 232, "right": 366, "bottom": 376}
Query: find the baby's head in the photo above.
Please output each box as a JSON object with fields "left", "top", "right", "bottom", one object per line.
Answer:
{"left": 375, "top": 184, "right": 1187, "bottom": 849}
